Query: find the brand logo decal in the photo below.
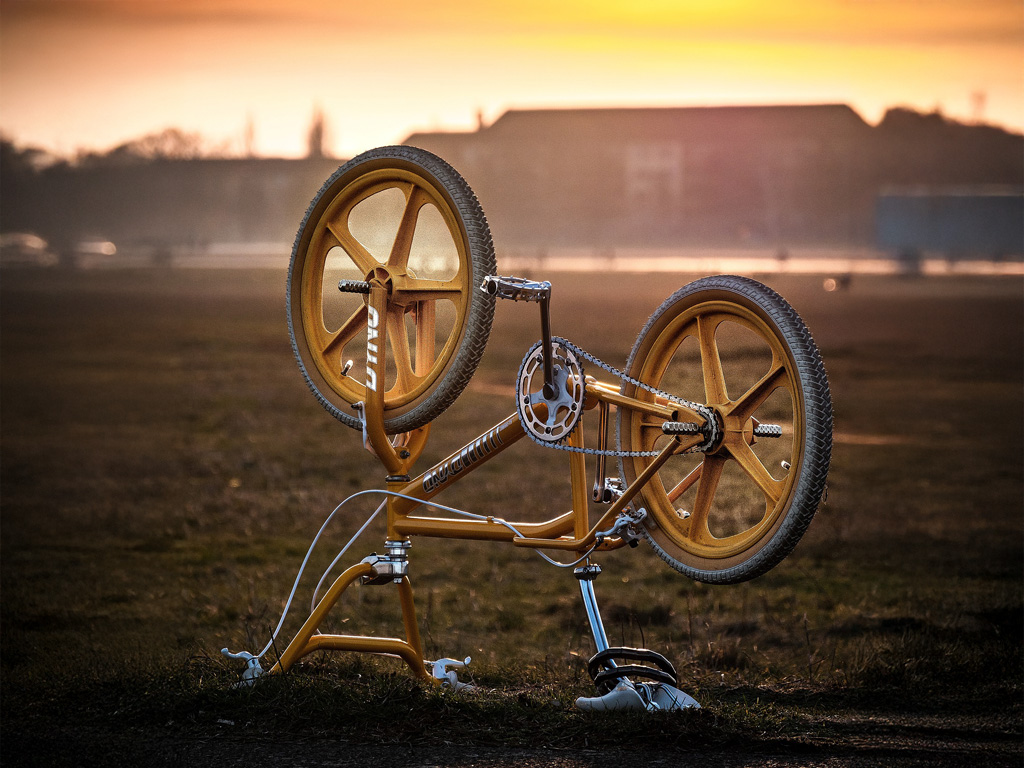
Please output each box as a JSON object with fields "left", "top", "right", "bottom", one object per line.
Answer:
{"left": 366, "top": 306, "right": 379, "bottom": 392}
{"left": 422, "top": 427, "right": 505, "bottom": 493}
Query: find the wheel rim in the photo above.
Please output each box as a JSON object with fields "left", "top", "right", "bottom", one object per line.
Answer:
{"left": 625, "top": 297, "right": 805, "bottom": 564}
{"left": 294, "top": 163, "right": 472, "bottom": 414}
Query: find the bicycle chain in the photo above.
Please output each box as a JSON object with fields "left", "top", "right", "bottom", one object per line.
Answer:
{"left": 517, "top": 336, "right": 719, "bottom": 458}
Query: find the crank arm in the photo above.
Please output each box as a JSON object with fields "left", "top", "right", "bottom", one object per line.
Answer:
{"left": 482, "top": 274, "right": 557, "bottom": 398}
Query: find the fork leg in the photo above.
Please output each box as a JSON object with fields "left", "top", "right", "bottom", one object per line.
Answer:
{"left": 574, "top": 564, "right": 609, "bottom": 654}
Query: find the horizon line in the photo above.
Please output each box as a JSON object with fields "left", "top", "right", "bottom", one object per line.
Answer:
{"left": 3, "top": 99, "right": 1021, "bottom": 161}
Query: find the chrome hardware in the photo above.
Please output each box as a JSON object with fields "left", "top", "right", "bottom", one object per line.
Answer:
{"left": 484, "top": 275, "right": 558, "bottom": 399}
{"left": 576, "top": 679, "right": 700, "bottom": 712}
{"left": 221, "top": 648, "right": 265, "bottom": 687}
{"left": 338, "top": 279, "right": 371, "bottom": 294}
{"left": 572, "top": 562, "right": 701, "bottom": 712}
{"left": 480, "top": 275, "right": 551, "bottom": 303}
{"left": 341, "top": 359, "right": 354, "bottom": 376}
{"left": 517, "top": 339, "right": 584, "bottom": 443}
{"left": 360, "top": 540, "right": 412, "bottom": 585}
{"left": 592, "top": 401, "right": 612, "bottom": 502}
{"left": 574, "top": 564, "right": 609, "bottom": 654}
{"left": 753, "top": 423, "right": 783, "bottom": 438}
{"left": 429, "top": 656, "right": 472, "bottom": 688}
{"left": 595, "top": 507, "right": 647, "bottom": 547}
{"left": 595, "top": 477, "right": 626, "bottom": 504}
{"left": 661, "top": 421, "right": 703, "bottom": 435}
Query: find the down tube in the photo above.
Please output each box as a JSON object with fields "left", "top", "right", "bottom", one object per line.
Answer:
{"left": 391, "top": 414, "right": 521, "bottom": 514}
{"left": 387, "top": 414, "right": 574, "bottom": 541}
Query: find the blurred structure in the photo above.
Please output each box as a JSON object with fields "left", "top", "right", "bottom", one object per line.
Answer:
{"left": 307, "top": 108, "right": 328, "bottom": 160}
{"left": 407, "top": 105, "right": 1023, "bottom": 256}
{"left": 877, "top": 187, "right": 1024, "bottom": 263}
{"left": 409, "top": 105, "right": 874, "bottom": 247}
{"left": 1, "top": 104, "right": 1021, "bottom": 265}
{"left": 0, "top": 145, "right": 340, "bottom": 264}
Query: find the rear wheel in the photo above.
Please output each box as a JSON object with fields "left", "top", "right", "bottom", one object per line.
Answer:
{"left": 617, "top": 276, "right": 832, "bottom": 584}
{"left": 287, "top": 146, "right": 496, "bottom": 433}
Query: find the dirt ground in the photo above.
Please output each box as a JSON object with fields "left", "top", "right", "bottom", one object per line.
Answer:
{"left": 1, "top": 265, "right": 1021, "bottom": 767}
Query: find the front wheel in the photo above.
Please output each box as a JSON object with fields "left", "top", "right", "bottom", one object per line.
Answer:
{"left": 617, "top": 276, "right": 832, "bottom": 584}
{"left": 287, "top": 146, "right": 496, "bottom": 433}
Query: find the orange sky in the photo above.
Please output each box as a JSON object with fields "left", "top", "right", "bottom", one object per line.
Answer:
{"left": 1, "top": 0, "right": 1022, "bottom": 158}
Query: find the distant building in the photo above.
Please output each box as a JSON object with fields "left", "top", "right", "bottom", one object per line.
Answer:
{"left": 405, "top": 105, "right": 1023, "bottom": 255}
{"left": 877, "top": 187, "right": 1024, "bottom": 259}
{"left": 3, "top": 156, "right": 342, "bottom": 259}
{"left": 3, "top": 105, "right": 1021, "bottom": 261}
{"left": 407, "top": 105, "right": 876, "bottom": 248}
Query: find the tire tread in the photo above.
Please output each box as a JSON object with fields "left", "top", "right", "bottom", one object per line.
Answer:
{"left": 286, "top": 146, "right": 496, "bottom": 433}
{"left": 620, "top": 275, "right": 833, "bottom": 584}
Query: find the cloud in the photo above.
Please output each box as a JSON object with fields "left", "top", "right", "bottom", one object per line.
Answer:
{"left": 4, "top": 0, "right": 1020, "bottom": 48}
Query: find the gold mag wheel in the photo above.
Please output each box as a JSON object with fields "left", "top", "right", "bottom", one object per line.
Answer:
{"left": 618, "top": 276, "right": 832, "bottom": 584}
{"left": 287, "top": 146, "right": 496, "bottom": 433}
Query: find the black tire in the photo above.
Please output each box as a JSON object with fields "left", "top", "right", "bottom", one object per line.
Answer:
{"left": 287, "top": 146, "right": 496, "bottom": 433}
{"left": 617, "top": 275, "right": 832, "bottom": 584}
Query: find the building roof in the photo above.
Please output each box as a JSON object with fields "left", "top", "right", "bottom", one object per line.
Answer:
{"left": 406, "top": 103, "right": 871, "bottom": 145}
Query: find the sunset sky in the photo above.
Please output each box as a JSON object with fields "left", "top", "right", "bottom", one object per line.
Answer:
{"left": 1, "top": 0, "right": 1022, "bottom": 159}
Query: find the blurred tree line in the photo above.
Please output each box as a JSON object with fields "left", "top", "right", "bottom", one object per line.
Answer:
{"left": 2, "top": 106, "right": 1021, "bottom": 262}
{"left": 1, "top": 126, "right": 339, "bottom": 259}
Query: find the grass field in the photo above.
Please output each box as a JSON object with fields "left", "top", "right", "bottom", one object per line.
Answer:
{"left": 2, "top": 265, "right": 1021, "bottom": 767}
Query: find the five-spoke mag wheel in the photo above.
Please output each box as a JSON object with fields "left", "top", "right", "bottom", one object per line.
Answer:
{"left": 287, "top": 146, "right": 496, "bottom": 433}
{"left": 618, "top": 276, "right": 832, "bottom": 584}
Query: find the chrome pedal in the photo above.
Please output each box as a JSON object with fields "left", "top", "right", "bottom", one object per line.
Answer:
{"left": 480, "top": 275, "right": 550, "bottom": 302}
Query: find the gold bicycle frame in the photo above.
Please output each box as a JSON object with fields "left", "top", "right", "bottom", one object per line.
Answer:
{"left": 269, "top": 278, "right": 707, "bottom": 681}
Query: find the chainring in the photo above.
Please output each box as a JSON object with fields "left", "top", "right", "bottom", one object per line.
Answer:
{"left": 516, "top": 338, "right": 585, "bottom": 443}
{"left": 514, "top": 336, "right": 718, "bottom": 457}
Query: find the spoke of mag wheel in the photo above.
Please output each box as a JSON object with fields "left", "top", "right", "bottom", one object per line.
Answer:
{"left": 697, "top": 314, "right": 728, "bottom": 405}
{"left": 395, "top": 278, "right": 464, "bottom": 304}
{"left": 386, "top": 310, "right": 418, "bottom": 394}
{"left": 414, "top": 301, "right": 435, "bottom": 376}
{"left": 326, "top": 220, "right": 378, "bottom": 277}
{"left": 667, "top": 462, "right": 702, "bottom": 503}
{"left": 322, "top": 304, "right": 367, "bottom": 357}
{"left": 687, "top": 455, "right": 725, "bottom": 544}
{"left": 387, "top": 185, "right": 429, "bottom": 271}
{"left": 730, "top": 441, "right": 783, "bottom": 507}
{"left": 731, "top": 361, "right": 787, "bottom": 422}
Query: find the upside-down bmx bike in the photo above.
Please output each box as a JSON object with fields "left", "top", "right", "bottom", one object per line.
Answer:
{"left": 223, "top": 146, "right": 833, "bottom": 711}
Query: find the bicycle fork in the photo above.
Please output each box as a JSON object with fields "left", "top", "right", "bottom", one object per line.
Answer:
{"left": 575, "top": 564, "right": 611, "bottom": 654}
{"left": 573, "top": 563, "right": 701, "bottom": 712}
